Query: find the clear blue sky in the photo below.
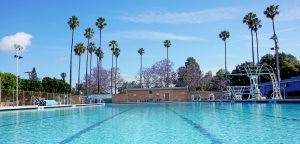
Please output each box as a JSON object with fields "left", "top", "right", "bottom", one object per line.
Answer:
{"left": 0, "top": 0, "right": 299, "bottom": 84}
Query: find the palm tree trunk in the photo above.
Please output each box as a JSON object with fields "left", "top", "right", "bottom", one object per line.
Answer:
{"left": 115, "top": 57, "right": 118, "bottom": 94}
{"left": 78, "top": 55, "right": 81, "bottom": 95}
{"left": 272, "top": 19, "right": 280, "bottom": 82}
{"left": 255, "top": 31, "right": 259, "bottom": 64}
{"left": 99, "top": 29, "right": 102, "bottom": 95}
{"left": 97, "top": 57, "right": 100, "bottom": 94}
{"left": 85, "top": 39, "right": 89, "bottom": 96}
{"left": 166, "top": 47, "right": 169, "bottom": 87}
{"left": 225, "top": 40, "right": 227, "bottom": 75}
{"left": 251, "top": 30, "right": 255, "bottom": 65}
{"left": 89, "top": 53, "right": 92, "bottom": 93}
{"left": 272, "top": 19, "right": 276, "bottom": 35}
{"left": 69, "top": 30, "right": 74, "bottom": 103}
{"left": 111, "top": 52, "right": 114, "bottom": 95}
{"left": 140, "top": 55, "right": 142, "bottom": 88}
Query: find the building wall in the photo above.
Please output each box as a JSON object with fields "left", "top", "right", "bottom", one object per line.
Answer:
{"left": 112, "top": 88, "right": 190, "bottom": 103}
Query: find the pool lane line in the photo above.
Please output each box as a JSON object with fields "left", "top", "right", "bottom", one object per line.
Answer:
{"left": 214, "top": 107, "right": 299, "bottom": 122}
{"left": 0, "top": 107, "right": 103, "bottom": 128}
{"left": 166, "top": 107, "right": 222, "bottom": 144}
{"left": 59, "top": 108, "right": 132, "bottom": 144}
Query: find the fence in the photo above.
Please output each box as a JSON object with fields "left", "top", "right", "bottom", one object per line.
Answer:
{"left": 0, "top": 89, "right": 80, "bottom": 107}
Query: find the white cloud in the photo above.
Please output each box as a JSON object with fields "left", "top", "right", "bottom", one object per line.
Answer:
{"left": 120, "top": 7, "right": 239, "bottom": 24}
{"left": 0, "top": 32, "right": 32, "bottom": 52}
{"left": 107, "top": 30, "right": 203, "bottom": 41}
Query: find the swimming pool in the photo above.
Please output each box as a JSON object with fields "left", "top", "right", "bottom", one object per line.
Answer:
{"left": 0, "top": 102, "right": 299, "bottom": 144}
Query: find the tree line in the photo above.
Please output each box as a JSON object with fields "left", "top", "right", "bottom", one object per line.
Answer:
{"left": 0, "top": 68, "right": 70, "bottom": 94}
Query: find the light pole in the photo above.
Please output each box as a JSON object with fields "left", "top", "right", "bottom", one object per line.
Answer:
{"left": 14, "top": 44, "right": 23, "bottom": 107}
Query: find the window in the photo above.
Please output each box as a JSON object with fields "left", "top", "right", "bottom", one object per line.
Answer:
{"left": 149, "top": 91, "right": 152, "bottom": 94}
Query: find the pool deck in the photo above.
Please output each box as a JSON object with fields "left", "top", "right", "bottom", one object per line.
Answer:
{"left": 0, "top": 103, "right": 105, "bottom": 112}
{"left": 200, "top": 99, "right": 300, "bottom": 103}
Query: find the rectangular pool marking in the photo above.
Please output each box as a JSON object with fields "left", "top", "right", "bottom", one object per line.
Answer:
{"left": 166, "top": 107, "right": 222, "bottom": 144}
{"left": 59, "top": 108, "right": 132, "bottom": 144}
{"left": 214, "top": 107, "right": 299, "bottom": 122}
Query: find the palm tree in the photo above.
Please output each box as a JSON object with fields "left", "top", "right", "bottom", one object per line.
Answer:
{"left": 219, "top": 31, "right": 230, "bottom": 74}
{"left": 74, "top": 43, "right": 85, "bottom": 95}
{"left": 67, "top": 16, "right": 79, "bottom": 99}
{"left": 95, "top": 48, "right": 104, "bottom": 94}
{"left": 243, "top": 12, "right": 256, "bottom": 65}
{"left": 96, "top": 17, "right": 107, "bottom": 94}
{"left": 264, "top": 4, "right": 280, "bottom": 81}
{"left": 138, "top": 48, "right": 145, "bottom": 87}
{"left": 84, "top": 28, "right": 94, "bottom": 95}
{"left": 163, "top": 40, "right": 171, "bottom": 87}
{"left": 264, "top": 4, "right": 279, "bottom": 35}
{"left": 252, "top": 18, "right": 262, "bottom": 64}
{"left": 114, "top": 48, "right": 120, "bottom": 94}
{"left": 109, "top": 40, "right": 118, "bottom": 94}
{"left": 87, "top": 42, "right": 96, "bottom": 93}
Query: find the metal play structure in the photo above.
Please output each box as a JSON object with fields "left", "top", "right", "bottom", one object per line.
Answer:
{"left": 226, "top": 64, "right": 282, "bottom": 100}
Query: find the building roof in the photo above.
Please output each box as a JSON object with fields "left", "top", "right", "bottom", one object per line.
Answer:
{"left": 126, "top": 87, "right": 188, "bottom": 91}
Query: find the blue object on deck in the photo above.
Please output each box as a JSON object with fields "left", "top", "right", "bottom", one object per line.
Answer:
{"left": 44, "top": 100, "right": 58, "bottom": 106}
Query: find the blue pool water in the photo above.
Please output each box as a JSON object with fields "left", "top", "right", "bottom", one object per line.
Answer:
{"left": 0, "top": 102, "right": 299, "bottom": 144}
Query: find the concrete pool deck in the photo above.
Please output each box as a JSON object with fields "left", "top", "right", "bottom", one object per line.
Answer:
{"left": 0, "top": 103, "right": 105, "bottom": 112}
{"left": 199, "top": 99, "right": 300, "bottom": 103}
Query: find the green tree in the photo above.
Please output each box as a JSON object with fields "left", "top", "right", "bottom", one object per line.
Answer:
{"left": 260, "top": 53, "right": 300, "bottom": 80}
{"left": 163, "top": 40, "right": 172, "bottom": 87}
{"left": 68, "top": 16, "right": 79, "bottom": 97}
{"left": 114, "top": 48, "right": 120, "bottom": 94}
{"left": 31, "top": 67, "right": 38, "bottom": 80}
{"left": 84, "top": 28, "right": 94, "bottom": 95}
{"left": 95, "top": 48, "right": 104, "bottom": 94}
{"left": 74, "top": 43, "right": 85, "bottom": 95}
{"left": 118, "top": 81, "right": 139, "bottom": 94}
{"left": 230, "top": 62, "right": 252, "bottom": 86}
{"left": 243, "top": 12, "right": 257, "bottom": 65}
{"left": 219, "top": 31, "right": 230, "bottom": 74}
{"left": 138, "top": 48, "right": 145, "bottom": 87}
{"left": 61, "top": 72, "right": 66, "bottom": 82}
{"left": 109, "top": 40, "right": 118, "bottom": 94}
{"left": 0, "top": 73, "right": 16, "bottom": 90}
{"left": 216, "top": 69, "right": 226, "bottom": 80}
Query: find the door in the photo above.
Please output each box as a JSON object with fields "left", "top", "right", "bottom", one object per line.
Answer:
{"left": 165, "top": 93, "right": 170, "bottom": 101}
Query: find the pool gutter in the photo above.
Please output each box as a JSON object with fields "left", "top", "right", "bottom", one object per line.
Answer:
{"left": 0, "top": 103, "right": 105, "bottom": 112}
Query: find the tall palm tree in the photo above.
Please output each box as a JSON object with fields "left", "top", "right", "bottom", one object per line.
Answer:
{"left": 67, "top": 16, "right": 79, "bottom": 99}
{"left": 84, "top": 28, "right": 94, "bottom": 95}
{"left": 138, "top": 48, "right": 145, "bottom": 87}
{"left": 109, "top": 40, "right": 118, "bottom": 94}
{"left": 163, "top": 40, "right": 171, "bottom": 87}
{"left": 243, "top": 12, "right": 256, "bottom": 65}
{"left": 95, "top": 48, "right": 104, "bottom": 94}
{"left": 219, "top": 31, "right": 230, "bottom": 74}
{"left": 87, "top": 42, "right": 96, "bottom": 93}
{"left": 264, "top": 4, "right": 279, "bottom": 35}
{"left": 264, "top": 4, "right": 280, "bottom": 81}
{"left": 252, "top": 18, "right": 262, "bottom": 64}
{"left": 114, "top": 48, "right": 120, "bottom": 94}
{"left": 74, "top": 43, "right": 85, "bottom": 95}
{"left": 96, "top": 17, "right": 107, "bottom": 94}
